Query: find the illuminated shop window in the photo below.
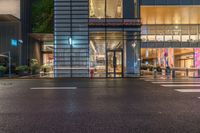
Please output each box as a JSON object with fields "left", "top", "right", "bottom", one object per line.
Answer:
{"left": 173, "top": 35, "right": 181, "bottom": 42}
{"left": 141, "top": 35, "right": 147, "bottom": 42}
{"left": 156, "top": 35, "right": 164, "bottom": 42}
{"left": 147, "top": 35, "right": 156, "bottom": 41}
{"left": 165, "top": 35, "right": 173, "bottom": 42}
{"left": 182, "top": 35, "right": 190, "bottom": 42}
{"left": 190, "top": 26, "right": 198, "bottom": 42}
{"left": 89, "top": 0, "right": 122, "bottom": 18}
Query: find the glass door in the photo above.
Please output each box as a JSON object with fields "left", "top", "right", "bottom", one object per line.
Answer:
{"left": 106, "top": 50, "right": 123, "bottom": 78}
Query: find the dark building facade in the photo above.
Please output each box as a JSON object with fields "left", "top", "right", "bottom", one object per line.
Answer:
{"left": 0, "top": 15, "right": 21, "bottom": 66}
{"left": 20, "top": 0, "right": 32, "bottom": 65}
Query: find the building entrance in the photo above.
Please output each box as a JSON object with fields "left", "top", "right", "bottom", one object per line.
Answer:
{"left": 106, "top": 49, "right": 123, "bottom": 78}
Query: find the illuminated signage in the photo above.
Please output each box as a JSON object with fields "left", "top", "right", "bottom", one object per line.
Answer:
{"left": 11, "top": 39, "right": 17, "bottom": 47}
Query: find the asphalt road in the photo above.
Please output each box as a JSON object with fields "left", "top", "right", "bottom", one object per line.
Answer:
{"left": 0, "top": 78, "right": 200, "bottom": 133}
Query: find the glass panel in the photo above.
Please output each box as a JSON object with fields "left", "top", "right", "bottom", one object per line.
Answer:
{"left": 89, "top": 0, "right": 105, "bottom": 18}
{"left": 107, "top": 51, "right": 122, "bottom": 77}
{"left": 156, "top": 35, "right": 164, "bottom": 42}
{"left": 165, "top": 35, "right": 173, "bottom": 42}
{"left": 190, "top": 26, "right": 198, "bottom": 42}
{"left": 182, "top": 35, "right": 190, "bottom": 42}
{"left": 173, "top": 35, "right": 181, "bottom": 42}
{"left": 90, "top": 33, "right": 106, "bottom": 77}
{"left": 141, "top": 35, "right": 147, "bottom": 42}
{"left": 190, "top": 35, "right": 198, "bottom": 42}
{"left": 90, "top": 0, "right": 122, "bottom": 18}
{"left": 115, "top": 51, "right": 122, "bottom": 75}
{"left": 107, "top": 52, "right": 114, "bottom": 73}
{"left": 147, "top": 35, "right": 156, "bottom": 41}
{"left": 107, "top": 32, "right": 123, "bottom": 50}
{"left": 106, "top": 0, "right": 122, "bottom": 18}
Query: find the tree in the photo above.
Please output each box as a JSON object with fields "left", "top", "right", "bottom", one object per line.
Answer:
{"left": 32, "top": 0, "right": 53, "bottom": 33}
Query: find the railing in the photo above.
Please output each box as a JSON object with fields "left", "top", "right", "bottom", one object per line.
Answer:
{"left": 142, "top": 67, "right": 200, "bottom": 78}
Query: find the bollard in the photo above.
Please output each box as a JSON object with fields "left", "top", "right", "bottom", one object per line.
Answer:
{"left": 172, "top": 70, "right": 176, "bottom": 79}
{"left": 153, "top": 69, "right": 157, "bottom": 79}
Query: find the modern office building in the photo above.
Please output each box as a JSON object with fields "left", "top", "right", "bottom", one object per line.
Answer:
{"left": 54, "top": 0, "right": 141, "bottom": 78}
{"left": 140, "top": 0, "right": 200, "bottom": 73}
{"left": 17, "top": 0, "right": 200, "bottom": 78}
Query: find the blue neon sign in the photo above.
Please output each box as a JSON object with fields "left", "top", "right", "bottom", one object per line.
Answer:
{"left": 11, "top": 39, "right": 18, "bottom": 47}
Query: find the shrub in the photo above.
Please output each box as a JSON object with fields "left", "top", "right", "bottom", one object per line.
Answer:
{"left": 30, "top": 59, "right": 40, "bottom": 74}
{"left": 41, "top": 65, "right": 52, "bottom": 72}
{"left": 16, "top": 65, "right": 29, "bottom": 73}
{"left": 0, "top": 66, "right": 7, "bottom": 73}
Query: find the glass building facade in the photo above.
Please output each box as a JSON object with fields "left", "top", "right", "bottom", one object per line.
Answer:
{"left": 54, "top": 0, "right": 141, "bottom": 78}
{"left": 140, "top": 0, "right": 200, "bottom": 76}
{"left": 54, "top": 0, "right": 200, "bottom": 78}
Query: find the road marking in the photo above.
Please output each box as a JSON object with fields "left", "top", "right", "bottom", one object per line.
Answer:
{"left": 30, "top": 87, "right": 77, "bottom": 90}
{"left": 145, "top": 79, "right": 189, "bottom": 82}
{"left": 162, "top": 84, "right": 200, "bottom": 87}
{"left": 152, "top": 82, "right": 200, "bottom": 84}
{"left": 175, "top": 89, "right": 200, "bottom": 92}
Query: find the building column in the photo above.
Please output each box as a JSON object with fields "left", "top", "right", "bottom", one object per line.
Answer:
{"left": 126, "top": 32, "right": 141, "bottom": 77}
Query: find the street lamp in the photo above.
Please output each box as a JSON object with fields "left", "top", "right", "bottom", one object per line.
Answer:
{"left": 0, "top": 51, "right": 11, "bottom": 78}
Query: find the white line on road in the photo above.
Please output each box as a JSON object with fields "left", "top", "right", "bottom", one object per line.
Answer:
{"left": 152, "top": 82, "right": 200, "bottom": 84}
{"left": 30, "top": 87, "right": 77, "bottom": 90}
{"left": 145, "top": 80, "right": 188, "bottom": 82}
{"left": 175, "top": 89, "right": 200, "bottom": 92}
{"left": 162, "top": 84, "right": 200, "bottom": 87}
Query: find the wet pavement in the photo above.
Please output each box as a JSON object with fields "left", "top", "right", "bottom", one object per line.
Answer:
{"left": 0, "top": 78, "right": 200, "bottom": 133}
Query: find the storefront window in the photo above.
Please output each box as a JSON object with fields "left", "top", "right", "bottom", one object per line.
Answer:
{"left": 156, "top": 35, "right": 164, "bottom": 42}
{"left": 90, "top": 32, "right": 106, "bottom": 77}
{"left": 141, "top": 35, "right": 147, "bottom": 42}
{"left": 89, "top": 32, "right": 128, "bottom": 77}
{"left": 182, "top": 35, "right": 190, "bottom": 42}
{"left": 165, "top": 35, "right": 173, "bottom": 42}
{"left": 89, "top": 0, "right": 122, "bottom": 18}
{"left": 173, "top": 35, "right": 181, "bottom": 42}
{"left": 190, "top": 35, "right": 198, "bottom": 42}
{"left": 190, "top": 26, "right": 198, "bottom": 42}
{"left": 107, "top": 32, "right": 123, "bottom": 49}
{"left": 147, "top": 35, "right": 156, "bottom": 41}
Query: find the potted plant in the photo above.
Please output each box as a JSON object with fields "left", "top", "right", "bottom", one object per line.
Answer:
{"left": 0, "top": 66, "right": 7, "bottom": 77}
{"left": 16, "top": 65, "right": 29, "bottom": 76}
{"left": 41, "top": 64, "right": 51, "bottom": 74}
{"left": 30, "top": 59, "right": 40, "bottom": 75}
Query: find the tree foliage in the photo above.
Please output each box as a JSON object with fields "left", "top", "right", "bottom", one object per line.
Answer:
{"left": 32, "top": 0, "right": 53, "bottom": 33}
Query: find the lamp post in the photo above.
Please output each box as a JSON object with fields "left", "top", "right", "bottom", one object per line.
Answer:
{"left": 0, "top": 51, "right": 11, "bottom": 78}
